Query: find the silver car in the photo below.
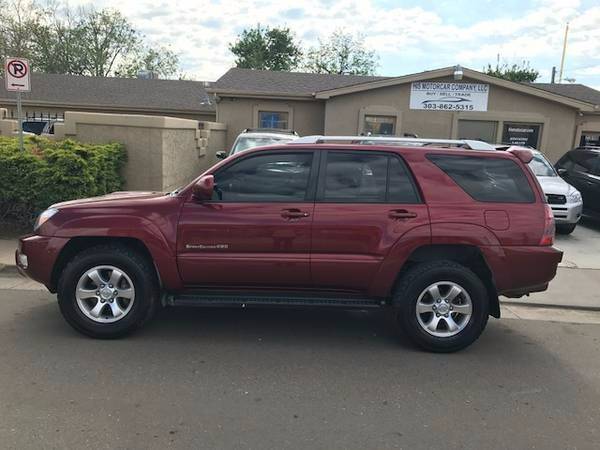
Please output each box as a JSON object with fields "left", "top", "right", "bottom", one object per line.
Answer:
{"left": 230, "top": 129, "right": 299, "bottom": 155}
{"left": 529, "top": 150, "right": 583, "bottom": 234}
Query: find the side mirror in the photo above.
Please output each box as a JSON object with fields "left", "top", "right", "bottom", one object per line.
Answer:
{"left": 193, "top": 175, "right": 214, "bottom": 201}
{"left": 557, "top": 167, "right": 567, "bottom": 176}
{"left": 216, "top": 151, "right": 227, "bottom": 160}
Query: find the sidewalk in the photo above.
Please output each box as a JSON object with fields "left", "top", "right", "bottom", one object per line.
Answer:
{"left": 0, "top": 239, "right": 16, "bottom": 267}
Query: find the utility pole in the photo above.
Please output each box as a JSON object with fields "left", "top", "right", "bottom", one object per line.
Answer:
{"left": 558, "top": 22, "right": 569, "bottom": 83}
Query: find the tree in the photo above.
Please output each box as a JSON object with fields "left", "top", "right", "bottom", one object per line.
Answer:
{"left": 115, "top": 46, "right": 179, "bottom": 78}
{"left": 484, "top": 60, "right": 539, "bottom": 82}
{"left": 229, "top": 25, "right": 302, "bottom": 71}
{"left": 1, "top": 1, "right": 180, "bottom": 78}
{"left": 304, "top": 30, "right": 378, "bottom": 75}
{"left": 0, "top": 0, "right": 41, "bottom": 63}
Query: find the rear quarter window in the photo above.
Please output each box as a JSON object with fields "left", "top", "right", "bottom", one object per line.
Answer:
{"left": 427, "top": 154, "right": 535, "bottom": 203}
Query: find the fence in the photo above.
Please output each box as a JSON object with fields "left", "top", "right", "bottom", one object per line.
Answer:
{"left": 0, "top": 108, "right": 227, "bottom": 191}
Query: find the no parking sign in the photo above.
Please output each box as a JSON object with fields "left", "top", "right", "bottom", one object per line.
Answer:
{"left": 4, "top": 57, "right": 31, "bottom": 92}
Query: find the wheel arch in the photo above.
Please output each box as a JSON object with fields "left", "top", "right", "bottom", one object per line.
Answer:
{"left": 392, "top": 244, "right": 500, "bottom": 318}
{"left": 50, "top": 237, "right": 160, "bottom": 293}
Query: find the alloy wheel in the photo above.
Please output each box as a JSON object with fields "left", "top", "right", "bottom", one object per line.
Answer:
{"left": 415, "top": 281, "right": 473, "bottom": 338}
{"left": 75, "top": 265, "right": 135, "bottom": 324}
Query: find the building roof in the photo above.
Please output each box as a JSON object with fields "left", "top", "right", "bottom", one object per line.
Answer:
{"left": 530, "top": 83, "right": 600, "bottom": 106}
{"left": 0, "top": 73, "right": 216, "bottom": 114}
{"left": 210, "top": 68, "right": 387, "bottom": 98}
{"left": 210, "top": 67, "right": 599, "bottom": 111}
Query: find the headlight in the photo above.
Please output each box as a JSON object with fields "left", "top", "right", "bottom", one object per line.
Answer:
{"left": 567, "top": 188, "right": 582, "bottom": 203}
{"left": 34, "top": 208, "right": 59, "bottom": 231}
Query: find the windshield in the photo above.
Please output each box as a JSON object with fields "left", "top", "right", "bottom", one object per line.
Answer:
{"left": 231, "top": 136, "right": 292, "bottom": 154}
{"left": 528, "top": 153, "right": 557, "bottom": 177}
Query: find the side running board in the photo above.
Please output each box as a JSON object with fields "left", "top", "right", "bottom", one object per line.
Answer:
{"left": 168, "top": 292, "right": 384, "bottom": 309}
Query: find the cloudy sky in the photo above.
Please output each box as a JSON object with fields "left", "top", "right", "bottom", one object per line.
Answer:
{"left": 70, "top": 0, "right": 600, "bottom": 89}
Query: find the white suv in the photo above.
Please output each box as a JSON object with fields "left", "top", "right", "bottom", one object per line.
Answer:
{"left": 226, "top": 129, "right": 299, "bottom": 156}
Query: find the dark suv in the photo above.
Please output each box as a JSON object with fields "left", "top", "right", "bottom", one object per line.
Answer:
{"left": 16, "top": 137, "right": 562, "bottom": 352}
{"left": 555, "top": 146, "right": 600, "bottom": 217}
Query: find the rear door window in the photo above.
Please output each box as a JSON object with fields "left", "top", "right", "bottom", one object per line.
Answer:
{"left": 319, "top": 152, "right": 420, "bottom": 203}
{"left": 427, "top": 154, "right": 535, "bottom": 203}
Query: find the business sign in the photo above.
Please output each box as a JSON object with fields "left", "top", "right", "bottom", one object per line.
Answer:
{"left": 410, "top": 82, "right": 489, "bottom": 111}
{"left": 4, "top": 57, "right": 31, "bottom": 92}
{"left": 502, "top": 123, "right": 541, "bottom": 148}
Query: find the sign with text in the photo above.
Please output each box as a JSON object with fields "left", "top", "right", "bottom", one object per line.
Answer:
{"left": 410, "top": 82, "right": 489, "bottom": 111}
{"left": 4, "top": 57, "right": 31, "bottom": 92}
{"left": 502, "top": 123, "right": 541, "bottom": 148}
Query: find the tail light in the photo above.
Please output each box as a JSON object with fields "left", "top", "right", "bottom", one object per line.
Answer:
{"left": 540, "top": 204, "right": 555, "bottom": 246}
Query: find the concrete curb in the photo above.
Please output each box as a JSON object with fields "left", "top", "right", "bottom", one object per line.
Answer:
{"left": 500, "top": 300, "right": 600, "bottom": 313}
{"left": 0, "top": 263, "right": 19, "bottom": 276}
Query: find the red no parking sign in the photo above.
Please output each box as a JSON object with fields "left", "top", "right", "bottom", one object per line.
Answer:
{"left": 4, "top": 58, "right": 31, "bottom": 92}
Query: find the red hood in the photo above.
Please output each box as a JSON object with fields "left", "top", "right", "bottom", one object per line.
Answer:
{"left": 52, "top": 191, "right": 165, "bottom": 208}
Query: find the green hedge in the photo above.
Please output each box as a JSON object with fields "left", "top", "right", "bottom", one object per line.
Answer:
{"left": 0, "top": 135, "right": 126, "bottom": 225}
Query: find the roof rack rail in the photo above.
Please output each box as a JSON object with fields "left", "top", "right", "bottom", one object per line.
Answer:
{"left": 243, "top": 128, "right": 299, "bottom": 135}
{"left": 290, "top": 135, "right": 495, "bottom": 151}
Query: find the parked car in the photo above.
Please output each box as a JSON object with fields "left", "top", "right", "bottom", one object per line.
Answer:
{"left": 216, "top": 128, "right": 299, "bottom": 159}
{"left": 555, "top": 146, "right": 600, "bottom": 218}
{"left": 16, "top": 136, "right": 562, "bottom": 352}
{"left": 497, "top": 146, "right": 582, "bottom": 234}
{"left": 22, "top": 118, "right": 62, "bottom": 135}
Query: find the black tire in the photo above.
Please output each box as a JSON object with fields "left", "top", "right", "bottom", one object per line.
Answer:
{"left": 394, "top": 260, "right": 489, "bottom": 353}
{"left": 556, "top": 223, "right": 576, "bottom": 235}
{"left": 57, "top": 244, "right": 158, "bottom": 339}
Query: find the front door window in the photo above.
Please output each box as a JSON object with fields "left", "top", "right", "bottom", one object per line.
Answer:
{"left": 213, "top": 152, "right": 313, "bottom": 202}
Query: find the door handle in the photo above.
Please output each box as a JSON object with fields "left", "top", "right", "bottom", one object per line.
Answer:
{"left": 281, "top": 209, "right": 310, "bottom": 219}
{"left": 388, "top": 209, "right": 417, "bottom": 219}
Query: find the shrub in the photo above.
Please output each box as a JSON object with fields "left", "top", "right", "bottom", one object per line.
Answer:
{"left": 0, "top": 135, "right": 126, "bottom": 226}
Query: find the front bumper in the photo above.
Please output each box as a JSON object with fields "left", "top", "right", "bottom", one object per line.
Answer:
{"left": 550, "top": 200, "right": 583, "bottom": 224}
{"left": 16, "top": 235, "right": 69, "bottom": 292}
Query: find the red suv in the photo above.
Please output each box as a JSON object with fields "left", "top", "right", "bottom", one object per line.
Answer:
{"left": 16, "top": 137, "right": 562, "bottom": 352}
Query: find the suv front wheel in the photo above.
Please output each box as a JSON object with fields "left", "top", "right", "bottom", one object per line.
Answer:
{"left": 394, "top": 260, "right": 489, "bottom": 352}
{"left": 57, "top": 244, "right": 158, "bottom": 338}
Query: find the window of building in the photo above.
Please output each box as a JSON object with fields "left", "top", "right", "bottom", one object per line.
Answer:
{"left": 580, "top": 131, "right": 600, "bottom": 147}
{"left": 457, "top": 120, "right": 498, "bottom": 143}
{"left": 502, "top": 123, "right": 542, "bottom": 149}
{"left": 320, "top": 152, "right": 419, "bottom": 203}
{"left": 427, "top": 155, "right": 535, "bottom": 203}
{"left": 258, "top": 111, "right": 289, "bottom": 129}
{"left": 363, "top": 115, "right": 396, "bottom": 136}
{"left": 213, "top": 152, "right": 313, "bottom": 202}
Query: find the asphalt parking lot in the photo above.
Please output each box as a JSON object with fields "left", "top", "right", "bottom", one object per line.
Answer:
{"left": 1, "top": 289, "right": 600, "bottom": 450}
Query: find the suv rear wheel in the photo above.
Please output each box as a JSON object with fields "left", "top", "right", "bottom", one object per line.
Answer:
{"left": 394, "top": 260, "right": 489, "bottom": 352}
{"left": 57, "top": 244, "right": 158, "bottom": 338}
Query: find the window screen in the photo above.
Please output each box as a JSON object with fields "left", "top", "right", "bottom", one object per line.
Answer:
{"left": 258, "top": 111, "right": 289, "bottom": 129}
{"left": 321, "top": 152, "right": 419, "bottom": 203}
{"left": 213, "top": 152, "right": 312, "bottom": 202}
{"left": 427, "top": 154, "right": 535, "bottom": 203}
{"left": 364, "top": 115, "right": 396, "bottom": 136}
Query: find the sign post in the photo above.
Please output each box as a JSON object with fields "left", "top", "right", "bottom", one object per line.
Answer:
{"left": 4, "top": 57, "right": 31, "bottom": 151}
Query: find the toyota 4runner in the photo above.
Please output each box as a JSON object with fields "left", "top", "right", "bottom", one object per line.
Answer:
{"left": 16, "top": 136, "right": 563, "bottom": 352}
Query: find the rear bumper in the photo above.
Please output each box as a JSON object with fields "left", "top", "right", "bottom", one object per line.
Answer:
{"left": 484, "top": 245, "right": 563, "bottom": 297}
{"left": 16, "top": 234, "right": 69, "bottom": 291}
